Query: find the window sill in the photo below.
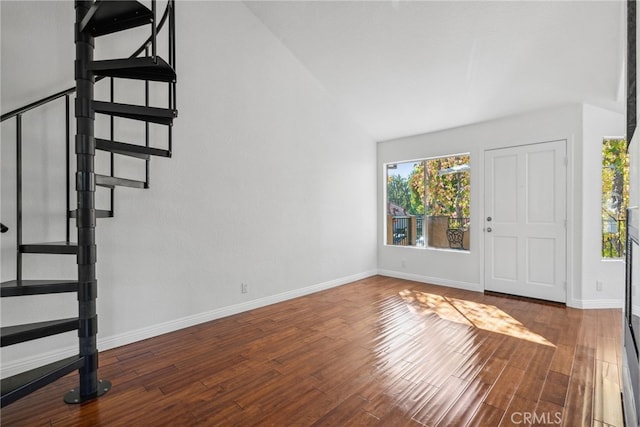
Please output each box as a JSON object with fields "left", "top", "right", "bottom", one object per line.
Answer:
{"left": 384, "top": 244, "right": 471, "bottom": 254}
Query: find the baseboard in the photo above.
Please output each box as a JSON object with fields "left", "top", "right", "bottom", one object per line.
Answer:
{"left": 570, "top": 298, "right": 624, "bottom": 309}
{"left": 377, "top": 271, "right": 626, "bottom": 310}
{"left": 377, "top": 269, "right": 482, "bottom": 293}
{"left": 1, "top": 270, "right": 377, "bottom": 378}
{"left": 99, "top": 270, "right": 377, "bottom": 351}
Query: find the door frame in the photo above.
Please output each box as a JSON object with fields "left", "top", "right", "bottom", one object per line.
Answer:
{"left": 481, "top": 138, "right": 574, "bottom": 304}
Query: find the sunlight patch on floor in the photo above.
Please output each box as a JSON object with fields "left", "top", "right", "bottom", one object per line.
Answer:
{"left": 399, "top": 289, "right": 555, "bottom": 347}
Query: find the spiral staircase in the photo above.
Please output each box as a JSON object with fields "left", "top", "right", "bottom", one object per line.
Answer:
{"left": 0, "top": 0, "right": 177, "bottom": 406}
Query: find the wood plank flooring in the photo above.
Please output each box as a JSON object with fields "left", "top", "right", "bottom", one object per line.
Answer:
{"left": 1, "top": 275, "right": 624, "bottom": 426}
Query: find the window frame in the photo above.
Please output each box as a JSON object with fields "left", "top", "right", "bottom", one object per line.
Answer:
{"left": 384, "top": 153, "right": 471, "bottom": 252}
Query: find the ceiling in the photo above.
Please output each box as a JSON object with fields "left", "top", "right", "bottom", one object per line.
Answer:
{"left": 245, "top": 1, "right": 626, "bottom": 141}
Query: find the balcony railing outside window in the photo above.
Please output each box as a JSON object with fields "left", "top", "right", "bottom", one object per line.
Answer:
{"left": 387, "top": 215, "right": 469, "bottom": 250}
{"left": 389, "top": 216, "right": 413, "bottom": 246}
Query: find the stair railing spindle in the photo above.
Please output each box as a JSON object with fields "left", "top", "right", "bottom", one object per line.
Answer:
{"left": 145, "top": 46, "right": 151, "bottom": 187}
{"left": 16, "top": 115, "right": 23, "bottom": 284}
{"left": 151, "top": 0, "right": 157, "bottom": 63}
{"left": 66, "top": 95, "right": 71, "bottom": 243}
{"left": 168, "top": 0, "right": 175, "bottom": 154}
{"left": 109, "top": 78, "right": 115, "bottom": 214}
{"left": 171, "top": 0, "right": 176, "bottom": 111}
{"left": 168, "top": 118, "right": 173, "bottom": 154}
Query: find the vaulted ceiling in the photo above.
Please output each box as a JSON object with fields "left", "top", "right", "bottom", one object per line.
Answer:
{"left": 245, "top": 1, "right": 626, "bottom": 141}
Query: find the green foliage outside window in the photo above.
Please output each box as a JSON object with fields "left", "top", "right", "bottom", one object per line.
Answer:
{"left": 386, "top": 155, "right": 471, "bottom": 249}
{"left": 409, "top": 156, "right": 470, "bottom": 220}
{"left": 387, "top": 174, "right": 411, "bottom": 212}
{"left": 602, "top": 138, "right": 629, "bottom": 258}
{"left": 387, "top": 155, "right": 470, "bottom": 218}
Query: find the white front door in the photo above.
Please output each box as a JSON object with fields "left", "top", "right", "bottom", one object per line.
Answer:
{"left": 484, "top": 140, "right": 567, "bottom": 302}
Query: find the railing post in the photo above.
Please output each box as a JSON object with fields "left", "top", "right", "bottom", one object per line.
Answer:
{"left": 170, "top": 0, "right": 176, "bottom": 110}
{"left": 168, "top": 0, "right": 175, "bottom": 155}
{"left": 409, "top": 216, "right": 417, "bottom": 246}
{"left": 387, "top": 215, "right": 394, "bottom": 245}
{"left": 145, "top": 46, "right": 151, "bottom": 188}
{"left": 151, "top": 0, "right": 157, "bottom": 63}
{"left": 109, "top": 78, "right": 115, "bottom": 215}
{"left": 65, "top": 0, "right": 110, "bottom": 404}
{"left": 16, "top": 115, "right": 22, "bottom": 283}
{"left": 66, "top": 95, "right": 71, "bottom": 243}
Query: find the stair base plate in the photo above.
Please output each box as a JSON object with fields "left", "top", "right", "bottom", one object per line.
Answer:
{"left": 64, "top": 379, "right": 111, "bottom": 404}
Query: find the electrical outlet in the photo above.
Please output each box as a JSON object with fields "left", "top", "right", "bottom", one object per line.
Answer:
{"left": 596, "top": 281, "right": 603, "bottom": 292}
{"left": 401, "top": 260, "right": 406, "bottom": 268}
{"left": 241, "top": 283, "right": 248, "bottom": 294}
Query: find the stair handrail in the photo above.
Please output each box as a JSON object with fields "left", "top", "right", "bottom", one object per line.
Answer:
{"left": 0, "top": 0, "right": 173, "bottom": 123}
{"left": 1, "top": 87, "right": 76, "bottom": 122}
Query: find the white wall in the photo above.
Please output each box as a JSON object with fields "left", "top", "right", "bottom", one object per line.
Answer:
{"left": 1, "top": 1, "right": 377, "bottom": 375}
{"left": 377, "top": 104, "right": 623, "bottom": 308}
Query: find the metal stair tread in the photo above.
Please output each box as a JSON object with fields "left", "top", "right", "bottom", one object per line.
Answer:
{"left": 1, "top": 355, "right": 84, "bottom": 408}
{"left": 96, "top": 138, "right": 171, "bottom": 159}
{"left": 20, "top": 242, "right": 78, "bottom": 255}
{"left": 92, "top": 101, "right": 177, "bottom": 125}
{"left": 88, "top": 56, "right": 176, "bottom": 82}
{"left": 1, "top": 280, "right": 78, "bottom": 297}
{"left": 80, "top": 0, "right": 153, "bottom": 37}
{"left": 95, "top": 174, "right": 146, "bottom": 189}
{"left": 1, "top": 318, "right": 78, "bottom": 347}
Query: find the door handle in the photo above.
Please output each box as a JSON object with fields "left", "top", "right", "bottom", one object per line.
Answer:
{"left": 487, "top": 227, "right": 492, "bottom": 232}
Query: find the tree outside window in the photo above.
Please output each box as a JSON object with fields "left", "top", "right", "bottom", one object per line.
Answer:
{"left": 386, "top": 154, "right": 470, "bottom": 250}
{"left": 602, "top": 138, "right": 629, "bottom": 258}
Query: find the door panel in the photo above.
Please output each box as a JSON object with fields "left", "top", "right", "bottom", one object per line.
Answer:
{"left": 493, "top": 154, "right": 519, "bottom": 223}
{"left": 526, "top": 237, "right": 555, "bottom": 285}
{"left": 493, "top": 236, "right": 518, "bottom": 280}
{"left": 484, "top": 140, "right": 567, "bottom": 302}
{"left": 527, "top": 150, "right": 556, "bottom": 223}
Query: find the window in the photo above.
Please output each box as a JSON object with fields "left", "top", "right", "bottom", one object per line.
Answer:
{"left": 386, "top": 154, "right": 470, "bottom": 250}
{"left": 601, "top": 138, "right": 629, "bottom": 258}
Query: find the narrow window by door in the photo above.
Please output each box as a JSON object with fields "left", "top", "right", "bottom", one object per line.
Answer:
{"left": 601, "top": 137, "right": 629, "bottom": 258}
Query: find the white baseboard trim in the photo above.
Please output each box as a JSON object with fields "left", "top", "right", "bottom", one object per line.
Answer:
{"left": 1, "top": 270, "right": 377, "bottom": 378}
{"left": 378, "top": 271, "right": 625, "bottom": 310}
{"left": 570, "top": 298, "right": 624, "bottom": 309}
{"left": 377, "top": 269, "right": 482, "bottom": 293}
{"left": 99, "top": 270, "right": 377, "bottom": 351}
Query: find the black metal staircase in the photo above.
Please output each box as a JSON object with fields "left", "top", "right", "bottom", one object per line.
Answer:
{"left": 0, "top": 0, "right": 177, "bottom": 407}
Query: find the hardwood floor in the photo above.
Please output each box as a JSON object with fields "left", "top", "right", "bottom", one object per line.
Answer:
{"left": 1, "top": 276, "right": 624, "bottom": 426}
